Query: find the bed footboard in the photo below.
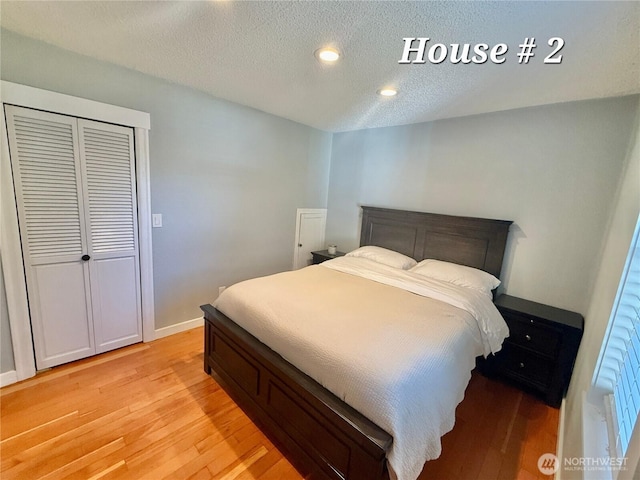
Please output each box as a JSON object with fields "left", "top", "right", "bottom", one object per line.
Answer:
{"left": 201, "top": 304, "right": 392, "bottom": 480}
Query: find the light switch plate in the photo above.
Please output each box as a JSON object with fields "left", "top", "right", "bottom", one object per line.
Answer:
{"left": 152, "top": 214, "right": 163, "bottom": 228}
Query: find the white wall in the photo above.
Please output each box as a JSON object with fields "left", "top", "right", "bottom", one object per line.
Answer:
{"left": 0, "top": 29, "right": 333, "bottom": 336}
{"left": 326, "top": 96, "right": 640, "bottom": 314}
{"left": 561, "top": 106, "right": 640, "bottom": 479}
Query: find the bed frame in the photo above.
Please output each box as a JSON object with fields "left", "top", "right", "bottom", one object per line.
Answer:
{"left": 201, "top": 206, "right": 512, "bottom": 479}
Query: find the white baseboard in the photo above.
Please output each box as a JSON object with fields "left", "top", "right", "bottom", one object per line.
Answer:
{"left": 0, "top": 370, "right": 18, "bottom": 388}
{"left": 154, "top": 316, "right": 203, "bottom": 339}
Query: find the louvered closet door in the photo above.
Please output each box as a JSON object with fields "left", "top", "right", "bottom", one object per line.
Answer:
{"left": 6, "top": 106, "right": 143, "bottom": 369}
{"left": 78, "top": 120, "right": 142, "bottom": 353}
{"left": 5, "top": 106, "right": 96, "bottom": 368}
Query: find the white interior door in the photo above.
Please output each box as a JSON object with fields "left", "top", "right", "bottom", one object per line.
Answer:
{"left": 6, "top": 106, "right": 142, "bottom": 368}
{"left": 5, "top": 106, "right": 96, "bottom": 368}
{"left": 294, "top": 209, "right": 327, "bottom": 269}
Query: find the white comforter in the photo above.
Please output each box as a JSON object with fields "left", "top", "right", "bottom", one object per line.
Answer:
{"left": 213, "top": 256, "right": 508, "bottom": 480}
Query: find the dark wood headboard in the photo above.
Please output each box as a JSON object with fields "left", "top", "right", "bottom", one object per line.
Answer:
{"left": 360, "top": 206, "right": 512, "bottom": 279}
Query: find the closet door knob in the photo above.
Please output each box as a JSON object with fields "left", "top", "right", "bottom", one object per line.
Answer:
{"left": 81, "top": 254, "right": 91, "bottom": 261}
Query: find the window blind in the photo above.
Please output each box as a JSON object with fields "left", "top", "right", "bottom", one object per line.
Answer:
{"left": 602, "top": 215, "right": 640, "bottom": 458}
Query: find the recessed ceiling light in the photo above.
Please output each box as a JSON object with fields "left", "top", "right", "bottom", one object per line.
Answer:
{"left": 315, "top": 47, "right": 340, "bottom": 63}
{"left": 377, "top": 88, "right": 398, "bottom": 97}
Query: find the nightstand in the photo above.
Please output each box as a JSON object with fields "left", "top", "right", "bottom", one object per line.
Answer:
{"left": 482, "top": 294, "right": 584, "bottom": 407}
{"left": 311, "top": 249, "right": 346, "bottom": 264}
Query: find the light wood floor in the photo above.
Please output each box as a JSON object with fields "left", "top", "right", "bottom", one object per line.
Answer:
{"left": 1, "top": 327, "right": 558, "bottom": 480}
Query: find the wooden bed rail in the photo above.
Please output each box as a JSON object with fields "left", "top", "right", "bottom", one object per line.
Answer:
{"left": 202, "top": 304, "right": 392, "bottom": 480}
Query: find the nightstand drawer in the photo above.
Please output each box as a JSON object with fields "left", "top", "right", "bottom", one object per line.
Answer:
{"left": 503, "top": 312, "right": 561, "bottom": 358}
{"left": 498, "top": 343, "right": 554, "bottom": 389}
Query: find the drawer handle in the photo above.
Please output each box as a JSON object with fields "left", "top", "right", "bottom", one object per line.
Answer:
{"left": 525, "top": 334, "right": 532, "bottom": 341}
{"left": 519, "top": 362, "right": 525, "bottom": 369}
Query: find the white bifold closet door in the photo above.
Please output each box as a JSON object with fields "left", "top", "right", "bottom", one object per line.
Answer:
{"left": 5, "top": 105, "right": 142, "bottom": 369}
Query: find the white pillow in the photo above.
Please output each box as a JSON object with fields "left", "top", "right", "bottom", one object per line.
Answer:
{"left": 346, "top": 246, "right": 417, "bottom": 270}
{"left": 409, "top": 259, "right": 500, "bottom": 295}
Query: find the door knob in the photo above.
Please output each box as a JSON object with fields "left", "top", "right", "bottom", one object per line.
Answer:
{"left": 81, "top": 254, "right": 91, "bottom": 261}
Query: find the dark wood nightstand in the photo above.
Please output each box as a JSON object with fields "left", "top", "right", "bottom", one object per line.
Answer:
{"left": 481, "top": 294, "right": 584, "bottom": 408}
{"left": 311, "top": 249, "right": 346, "bottom": 264}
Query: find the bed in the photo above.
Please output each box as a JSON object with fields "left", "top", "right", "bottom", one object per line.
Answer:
{"left": 201, "top": 206, "right": 512, "bottom": 480}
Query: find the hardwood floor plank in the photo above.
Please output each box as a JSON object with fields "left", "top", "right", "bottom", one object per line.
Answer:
{"left": 219, "top": 445, "right": 269, "bottom": 480}
{"left": 118, "top": 417, "right": 213, "bottom": 477}
{"left": 135, "top": 445, "right": 201, "bottom": 480}
{"left": 206, "top": 428, "right": 270, "bottom": 477}
{"left": 234, "top": 445, "right": 294, "bottom": 480}
{"left": 501, "top": 391, "right": 524, "bottom": 453}
{"left": 86, "top": 459, "right": 127, "bottom": 480}
{"left": 0, "top": 327, "right": 559, "bottom": 480}
{"left": 476, "top": 446, "right": 505, "bottom": 480}
{"left": 0, "top": 409, "right": 79, "bottom": 445}
{"left": 188, "top": 467, "right": 215, "bottom": 480}
{"left": 39, "top": 437, "right": 125, "bottom": 480}
{"left": 261, "top": 457, "right": 305, "bottom": 479}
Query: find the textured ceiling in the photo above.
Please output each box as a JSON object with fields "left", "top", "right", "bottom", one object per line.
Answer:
{"left": 1, "top": 1, "right": 638, "bottom": 132}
